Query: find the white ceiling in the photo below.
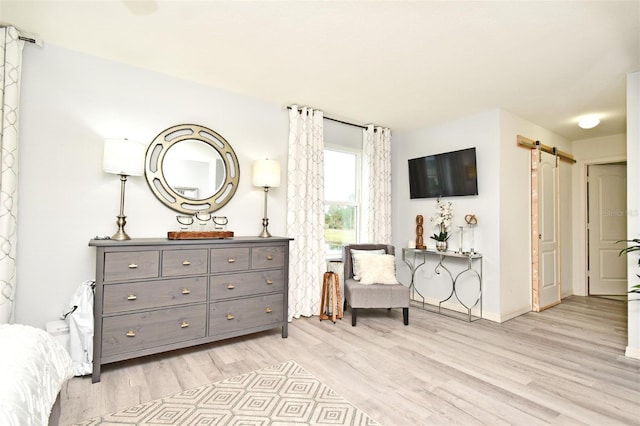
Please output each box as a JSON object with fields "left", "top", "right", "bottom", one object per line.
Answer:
{"left": 2, "top": 1, "right": 639, "bottom": 141}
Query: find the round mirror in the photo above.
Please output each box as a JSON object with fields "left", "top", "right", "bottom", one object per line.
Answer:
{"left": 145, "top": 124, "right": 240, "bottom": 214}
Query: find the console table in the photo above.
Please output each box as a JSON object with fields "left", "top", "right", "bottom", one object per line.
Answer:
{"left": 89, "top": 237, "right": 291, "bottom": 382}
{"left": 402, "top": 248, "right": 482, "bottom": 321}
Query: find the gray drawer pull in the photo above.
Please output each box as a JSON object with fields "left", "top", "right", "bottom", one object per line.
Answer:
{"left": 227, "top": 313, "right": 234, "bottom": 320}
{"left": 126, "top": 330, "right": 136, "bottom": 337}
{"left": 227, "top": 257, "right": 236, "bottom": 263}
{"left": 127, "top": 294, "right": 137, "bottom": 301}
{"left": 180, "top": 321, "right": 189, "bottom": 328}
{"left": 227, "top": 284, "right": 235, "bottom": 290}
{"left": 266, "top": 279, "right": 273, "bottom": 285}
{"left": 182, "top": 260, "right": 191, "bottom": 266}
{"left": 265, "top": 307, "right": 273, "bottom": 314}
{"left": 181, "top": 288, "right": 191, "bottom": 295}
{"left": 267, "top": 255, "right": 273, "bottom": 260}
{"left": 128, "top": 263, "right": 138, "bottom": 269}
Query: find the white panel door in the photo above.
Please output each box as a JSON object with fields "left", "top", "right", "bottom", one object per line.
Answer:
{"left": 537, "top": 151, "right": 561, "bottom": 310}
{"left": 588, "top": 163, "right": 627, "bottom": 295}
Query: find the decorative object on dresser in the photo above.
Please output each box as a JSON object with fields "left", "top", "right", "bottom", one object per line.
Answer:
{"left": 253, "top": 159, "right": 281, "bottom": 238}
{"left": 88, "top": 236, "right": 292, "bottom": 383}
{"left": 102, "top": 138, "right": 146, "bottom": 240}
{"left": 144, "top": 123, "right": 240, "bottom": 214}
{"left": 170, "top": 214, "right": 234, "bottom": 240}
{"left": 167, "top": 230, "right": 235, "bottom": 240}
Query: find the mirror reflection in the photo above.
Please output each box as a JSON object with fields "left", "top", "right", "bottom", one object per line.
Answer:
{"left": 163, "top": 139, "right": 225, "bottom": 200}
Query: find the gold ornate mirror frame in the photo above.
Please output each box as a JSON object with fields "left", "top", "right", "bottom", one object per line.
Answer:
{"left": 144, "top": 124, "right": 240, "bottom": 214}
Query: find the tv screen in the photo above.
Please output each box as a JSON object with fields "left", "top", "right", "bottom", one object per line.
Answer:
{"left": 408, "top": 147, "right": 478, "bottom": 199}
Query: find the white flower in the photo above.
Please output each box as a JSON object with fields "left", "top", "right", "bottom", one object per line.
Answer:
{"left": 431, "top": 199, "right": 453, "bottom": 233}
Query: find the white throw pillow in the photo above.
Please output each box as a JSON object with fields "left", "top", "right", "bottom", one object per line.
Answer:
{"left": 350, "top": 249, "right": 385, "bottom": 280}
{"left": 357, "top": 254, "right": 399, "bottom": 285}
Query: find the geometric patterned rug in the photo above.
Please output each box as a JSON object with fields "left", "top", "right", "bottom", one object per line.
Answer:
{"left": 69, "top": 360, "right": 380, "bottom": 425}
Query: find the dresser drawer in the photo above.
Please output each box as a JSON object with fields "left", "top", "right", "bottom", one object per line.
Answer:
{"left": 210, "top": 270, "right": 284, "bottom": 300}
{"left": 162, "top": 249, "right": 208, "bottom": 277}
{"left": 101, "top": 304, "right": 206, "bottom": 358}
{"left": 252, "top": 245, "right": 286, "bottom": 269}
{"left": 211, "top": 247, "right": 249, "bottom": 272}
{"left": 103, "top": 277, "right": 207, "bottom": 314}
{"left": 209, "top": 294, "right": 284, "bottom": 336}
{"left": 104, "top": 251, "right": 159, "bottom": 282}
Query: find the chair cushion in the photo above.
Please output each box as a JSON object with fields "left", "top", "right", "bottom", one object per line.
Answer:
{"left": 357, "top": 254, "right": 399, "bottom": 285}
{"left": 344, "top": 279, "right": 409, "bottom": 309}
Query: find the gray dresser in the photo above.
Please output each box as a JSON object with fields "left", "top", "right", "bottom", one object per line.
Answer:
{"left": 89, "top": 237, "right": 291, "bottom": 383}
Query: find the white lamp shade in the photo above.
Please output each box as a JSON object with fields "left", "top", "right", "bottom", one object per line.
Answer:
{"left": 103, "top": 138, "right": 146, "bottom": 176}
{"left": 252, "top": 159, "right": 281, "bottom": 188}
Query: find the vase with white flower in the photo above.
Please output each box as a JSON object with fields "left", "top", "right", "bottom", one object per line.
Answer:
{"left": 430, "top": 199, "right": 452, "bottom": 251}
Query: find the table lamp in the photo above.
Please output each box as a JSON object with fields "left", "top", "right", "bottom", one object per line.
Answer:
{"left": 252, "top": 159, "right": 281, "bottom": 238}
{"left": 103, "top": 138, "right": 146, "bottom": 240}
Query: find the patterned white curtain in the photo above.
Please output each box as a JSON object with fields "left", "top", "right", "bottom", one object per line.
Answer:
{"left": 0, "top": 27, "right": 25, "bottom": 324}
{"left": 361, "top": 125, "right": 392, "bottom": 244}
{"left": 286, "top": 106, "right": 325, "bottom": 320}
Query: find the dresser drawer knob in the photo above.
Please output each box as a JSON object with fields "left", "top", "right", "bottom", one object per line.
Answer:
{"left": 126, "top": 330, "right": 136, "bottom": 337}
{"left": 181, "top": 288, "right": 191, "bottom": 295}
{"left": 265, "top": 307, "right": 273, "bottom": 314}
{"left": 227, "top": 257, "right": 236, "bottom": 263}
{"left": 267, "top": 255, "right": 273, "bottom": 261}
{"left": 227, "top": 284, "right": 235, "bottom": 290}
{"left": 227, "top": 313, "right": 234, "bottom": 320}
{"left": 128, "top": 263, "right": 138, "bottom": 269}
{"left": 266, "top": 279, "right": 273, "bottom": 285}
{"left": 182, "top": 260, "right": 191, "bottom": 266}
{"left": 127, "top": 294, "right": 137, "bottom": 301}
{"left": 181, "top": 321, "right": 189, "bottom": 328}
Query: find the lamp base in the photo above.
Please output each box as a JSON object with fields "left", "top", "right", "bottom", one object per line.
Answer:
{"left": 112, "top": 215, "right": 131, "bottom": 240}
{"left": 258, "top": 218, "right": 272, "bottom": 238}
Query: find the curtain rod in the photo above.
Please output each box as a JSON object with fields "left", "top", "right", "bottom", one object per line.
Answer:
{"left": 18, "top": 36, "right": 38, "bottom": 44}
{"left": 286, "top": 106, "right": 369, "bottom": 130}
{"left": 0, "top": 25, "right": 42, "bottom": 45}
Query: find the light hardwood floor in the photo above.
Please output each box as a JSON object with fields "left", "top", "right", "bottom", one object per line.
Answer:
{"left": 59, "top": 296, "right": 639, "bottom": 425}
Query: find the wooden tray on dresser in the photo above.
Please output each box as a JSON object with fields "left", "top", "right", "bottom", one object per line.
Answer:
{"left": 167, "top": 231, "right": 234, "bottom": 240}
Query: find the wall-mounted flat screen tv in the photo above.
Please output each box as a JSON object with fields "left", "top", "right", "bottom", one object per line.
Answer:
{"left": 408, "top": 147, "right": 478, "bottom": 199}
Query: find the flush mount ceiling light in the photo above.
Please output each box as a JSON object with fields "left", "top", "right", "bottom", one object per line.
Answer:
{"left": 578, "top": 115, "right": 600, "bottom": 129}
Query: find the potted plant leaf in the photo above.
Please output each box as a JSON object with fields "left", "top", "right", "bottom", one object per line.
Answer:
{"left": 619, "top": 238, "right": 640, "bottom": 295}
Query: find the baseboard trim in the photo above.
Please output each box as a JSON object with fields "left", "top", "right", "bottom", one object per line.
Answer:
{"left": 625, "top": 346, "right": 640, "bottom": 360}
{"left": 410, "top": 296, "right": 506, "bottom": 323}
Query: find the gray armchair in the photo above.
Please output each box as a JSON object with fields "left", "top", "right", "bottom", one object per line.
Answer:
{"left": 343, "top": 244, "right": 409, "bottom": 326}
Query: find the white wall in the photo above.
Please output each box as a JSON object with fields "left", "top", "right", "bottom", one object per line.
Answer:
{"left": 626, "top": 71, "right": 639, "bottom": 359}
{"left": 392, "top": 108, "right": 572, "bottom": 322}
{"left": 392, "top": 110, "right": 502, "bottom": 319}
{"left": 15, "top": 44, "right": 289, "bottom": 328}
{"left": 570, "top": 134, "right": 627, "bottom": 296}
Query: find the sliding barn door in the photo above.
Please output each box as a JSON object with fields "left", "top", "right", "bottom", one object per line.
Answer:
{"left": 532, "top": 150, "right": 561, "bottom": 311}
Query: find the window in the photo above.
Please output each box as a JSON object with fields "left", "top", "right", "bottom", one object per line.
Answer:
{"left": 324, "top": 148, "right": 360, "bottom": 258}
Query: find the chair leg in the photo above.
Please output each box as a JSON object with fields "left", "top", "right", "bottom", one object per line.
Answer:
{"left": 343, "top": 299, "right": 347, "bottom": 312}
{"left": 403, "top": 308, "right": 409, "bottom": 325}
{"left": 351, "top": 308, "right": 357, "bottom": 326}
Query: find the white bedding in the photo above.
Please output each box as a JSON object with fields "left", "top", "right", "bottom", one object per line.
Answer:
{"left": 0, "top": 324, "right": 73, "bottom": 426}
